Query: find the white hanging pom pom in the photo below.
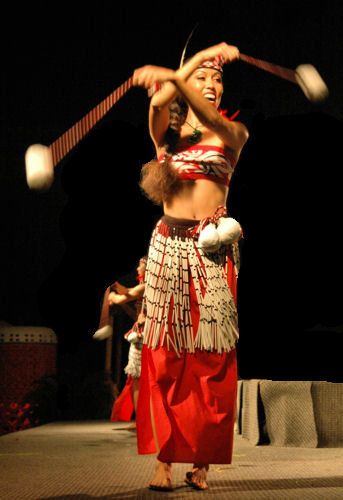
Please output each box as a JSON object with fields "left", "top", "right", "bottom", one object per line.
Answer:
{"left": 126, "top": 331, "right": 140, "bottom": 343}
{"left": 198, "top": 223, "right": 221, "bottom": 253}
{"left": 25, "top": 144, "right": 54, "bottom": 191}
{"left": 92, "top": 325, "right": 113, "bottom": 341}
{"left": 295, "top": 64, "right": 329, "bottom": 102}
{"left": 217, "top": 217, "right": 242, "bottom": 244}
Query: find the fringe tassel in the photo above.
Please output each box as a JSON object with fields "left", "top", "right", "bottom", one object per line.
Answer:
{"left": 143, "top": 220, "right": 239, "bottom": 354}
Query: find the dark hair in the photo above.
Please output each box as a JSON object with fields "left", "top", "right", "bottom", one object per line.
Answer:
{"left": 139, "top": 97, "right": 188, "bottom": 205}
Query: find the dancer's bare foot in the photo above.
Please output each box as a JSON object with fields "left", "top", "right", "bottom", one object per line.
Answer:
{"left": 185, "top": 464, "right": 209, "bottom": 490}
{"left": 149, "top": 460, "right": 173, "bottom": 491}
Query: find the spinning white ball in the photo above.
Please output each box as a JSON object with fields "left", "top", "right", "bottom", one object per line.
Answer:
{"left": 92, "top": 325, "right": 113, "bottom": 341}
{"left": 295, "top": 64, "right": 329, "bottom": 102}
{"left": 25, "top": 144, "right": 54, "bottom": 191}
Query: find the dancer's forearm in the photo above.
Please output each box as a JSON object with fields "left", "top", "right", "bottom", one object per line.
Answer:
{"left": 150, "top": 53, "right": 204, "bottom": 109}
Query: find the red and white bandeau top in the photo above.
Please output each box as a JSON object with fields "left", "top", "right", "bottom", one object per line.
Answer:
{"left": 159, "top": 144, "right": 235, "bottom": 187}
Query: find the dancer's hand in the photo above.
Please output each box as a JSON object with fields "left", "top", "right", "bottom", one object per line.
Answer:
{"left": 133, "top": 65, "right": 176, "bottom": 89}
{"left": 199, "top": 42, "right": 239, "bottom": 65}
{"left": 108, "top": 292, "right": 123, "bottom": 305}
{"left": 113, "top": 281, "right": 128, "bottom": 294}
{"left": 137, "top": 311, "right": 146, "bottom": 324}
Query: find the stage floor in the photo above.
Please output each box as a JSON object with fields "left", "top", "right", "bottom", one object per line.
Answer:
{"left": 1, "top": 421, "right": 343, "bottom": 499}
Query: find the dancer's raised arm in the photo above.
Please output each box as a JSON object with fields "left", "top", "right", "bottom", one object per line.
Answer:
{"left": 133, "top": 42, "right": 248, "bottom": 155}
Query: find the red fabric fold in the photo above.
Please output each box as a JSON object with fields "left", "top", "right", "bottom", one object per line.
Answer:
{"left": 137, "top": 346, "right": 237, "bottom": 463}
{"left": 111, "top": 375, "right": 134, "bottom": 422}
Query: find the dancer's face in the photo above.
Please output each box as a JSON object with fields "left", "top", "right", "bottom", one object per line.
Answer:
{"left": 187, "top": 67, "right": 224, "bottom": 109}
{"left": 137, "top": 259, "right": 146, "bottom": 276}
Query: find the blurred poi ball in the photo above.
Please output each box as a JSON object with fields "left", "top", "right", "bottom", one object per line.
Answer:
{"left": 295, "top": 64, "right": 329, "bottom": 102}
{"left": 92, "top": 325, "right": 113, "bottom": 341}
{"left": 25, "top": 144, "right": 54, "bottom": 191}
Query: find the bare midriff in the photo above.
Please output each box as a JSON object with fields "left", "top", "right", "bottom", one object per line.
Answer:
{"left": 163, "top": 178, "right": 228, "bottom": 220}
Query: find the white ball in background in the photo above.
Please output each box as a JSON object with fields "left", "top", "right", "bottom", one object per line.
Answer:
{"left": 217, "top": 217, "right": 242, "bottom": 244}
{"left": 127, "top": 331, "right": 140, "bottom": 343}
{"left": 198, "top": 223, "right": 221, "bottom": 253}
{"left": 93, "top": 325, "right": 113, "bottom": 341}
{"left": 25, "top": 144, "right": 54, "bottom": 191}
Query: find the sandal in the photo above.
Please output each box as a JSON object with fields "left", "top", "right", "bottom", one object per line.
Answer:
{"left": 184, "top": 469, "right": 209, "bottom": 490}
{"left": 149, "top": 462, "right": 173, "bottom": 491}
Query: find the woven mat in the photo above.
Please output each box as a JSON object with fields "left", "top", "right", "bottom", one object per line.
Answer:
{"left": 241, "top": 379, "right": 264, "bottom": 445}
{"left": 259, "top": 380, "right": 318, "bottom": 447}
{"left": 312, "top": 382, "right": 343, "bottom": 446}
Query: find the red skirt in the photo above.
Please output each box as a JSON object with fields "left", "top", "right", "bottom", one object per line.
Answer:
{"left": 136, "top": 214, "right": 239, "bottom": 464}
{"left": 137, "top": 345, "right": 237, "bottom": 464}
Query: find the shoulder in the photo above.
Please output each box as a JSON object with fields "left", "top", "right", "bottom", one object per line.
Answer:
{"left": 236, "top": 120, "right": 249, "bottom": 136}
{"left": 220, "top": 118, "right": 249, "bottom": 156}
{"left": 225, "top": 118, "right": 249, "bottom": 139}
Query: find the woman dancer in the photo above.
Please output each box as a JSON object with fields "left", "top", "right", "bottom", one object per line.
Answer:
{"left": 109, "top": 256, "right": 147, "bottom": 421}
{"left": 133, "top": 42, "right": 249, "bottom": 491}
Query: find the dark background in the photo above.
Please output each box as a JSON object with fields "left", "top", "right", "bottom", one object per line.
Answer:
{"left": 1, "top": 0, "right": 343, "bottom": 410}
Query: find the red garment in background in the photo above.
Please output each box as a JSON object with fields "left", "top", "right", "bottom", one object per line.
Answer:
{"left": 110, "top": 269, "right": 145, "bottom": 422}
{"left": 111, "top": 375, "right": 134, "bottom": 422}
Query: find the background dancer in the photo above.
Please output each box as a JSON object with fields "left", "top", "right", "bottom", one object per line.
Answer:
{"left": 93, "top": 257, "right": 147, "bottom": 422}
{"left": 133, "top": 42, "right": 249, "bottom": 491}
{"left": 109, "top": 256, "right": 147, "bottom": 423}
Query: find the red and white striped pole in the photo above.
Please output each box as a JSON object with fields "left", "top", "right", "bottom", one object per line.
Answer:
{"left": 239, "top": 53, "right": 328, "bottom": 102}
